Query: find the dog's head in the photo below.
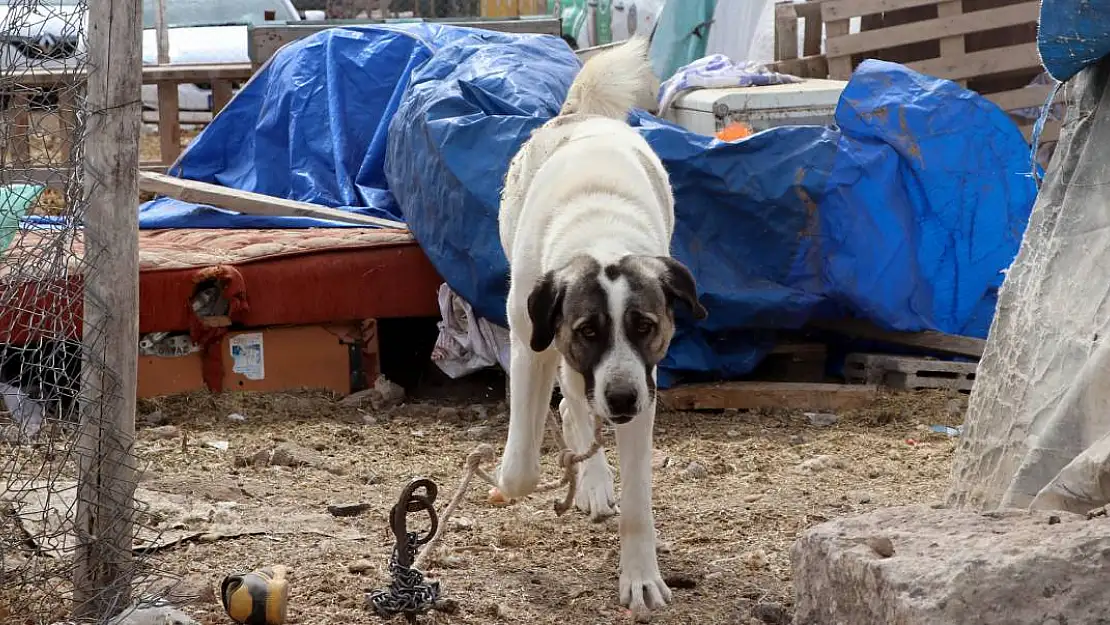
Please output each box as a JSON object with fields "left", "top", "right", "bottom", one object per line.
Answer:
{"left": 527, "top": 255, "right": 707, "bottom": 424}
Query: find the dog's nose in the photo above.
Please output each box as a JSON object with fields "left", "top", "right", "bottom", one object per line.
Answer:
{"left": 605, "top": 388, "right": 638, "bottom": 420}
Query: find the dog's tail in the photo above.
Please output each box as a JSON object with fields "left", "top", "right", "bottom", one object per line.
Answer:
{"left": 560, "top": 37, "right": 657, "bottom": 120}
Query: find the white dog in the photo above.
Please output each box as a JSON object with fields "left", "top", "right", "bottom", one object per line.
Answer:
{"left": 496, "top": 38, "right": 707, "bottom": 618}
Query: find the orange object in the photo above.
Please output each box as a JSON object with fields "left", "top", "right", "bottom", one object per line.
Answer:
{"left": 138, "top": 321, "right": 379, "bottom": 398}
{"left": 716, "top": 121, "right": 754, "bottom": 142}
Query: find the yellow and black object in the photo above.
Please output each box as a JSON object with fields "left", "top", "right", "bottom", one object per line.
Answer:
{"left": 221, "top": 564, "right": 290, "bottom": 625}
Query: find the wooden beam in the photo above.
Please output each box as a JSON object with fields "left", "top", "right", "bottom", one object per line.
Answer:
{"left": 826, "top": 19, "right": 854, "bottom": 79}
{"left": 660, "top": 382, "right": 880, "bottom": 412}
{"left": 211, "top": 80, "right": 235, "bottom": 115}
{"left": 775, "top": 2, "right": 799, "bottom": 62}
{"left": 824, "top": 1, "right": 1038, "bottom": 58}
{"left": 908, "top": 42, "right": 1042, "bottom": 82}
{"left": 986, "top": 84, "right": 1057, "bottom": 112}
{"left": 73, "top": 0, "right": 141, "bottom": 617}
{"left": 137, "top": 171, "right": 408, "bottom": 229}
{"left": 937, "top": 0, "right": 966, "bottom": 88}
{"left": 823, "top": 0, "right": 944, "bottom": 20}
{"left": 248, "top": 18, "right": 562, "bottom": 68}
{"left": 13, "top": 63, "right": 253, "bottom": 88}
{"left": 810, "top": 318, "right": 986, "bottom": 359}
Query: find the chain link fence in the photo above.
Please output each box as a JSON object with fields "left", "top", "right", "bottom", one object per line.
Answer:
{"left": 1, "top": 1, "right": 175, "bottom": 623}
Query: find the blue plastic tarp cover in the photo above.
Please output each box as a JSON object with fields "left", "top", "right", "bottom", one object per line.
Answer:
{"left": 145, "top": 24, "right": 1037, "bottom": 387}
{"left": 388, "top": 49, "right": 1036, "bottom": 386}
{"left": 1039, "top": 0, "right": 1110, "bottom": 83}
{"left": 138, "top": 24, "right": 495, "bottom": 228}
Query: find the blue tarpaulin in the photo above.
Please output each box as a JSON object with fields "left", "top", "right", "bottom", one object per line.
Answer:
{"left": 139, "top": 24, "right": 1037, "bottom": 387}
{"left": 1038, "top": 0, "right": 1110, "bottom": 83}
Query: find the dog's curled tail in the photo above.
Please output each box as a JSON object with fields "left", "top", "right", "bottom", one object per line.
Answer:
{"left": 560, "top": 37, "right": 656, "bottom": 120}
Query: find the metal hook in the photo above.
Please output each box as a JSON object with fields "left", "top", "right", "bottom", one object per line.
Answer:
{"left": 389, "top": 478, "right": 439, "bottom": 569}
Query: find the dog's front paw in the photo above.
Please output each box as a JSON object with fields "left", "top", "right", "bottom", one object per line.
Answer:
{"left": 575, "top": 459, "right": 618, "bottom": 522}
{"left": 619, "top": 547, "right": 672, "bottom": 622}
{"left": 496, "top": 456, "right": 541, "bottom": 500}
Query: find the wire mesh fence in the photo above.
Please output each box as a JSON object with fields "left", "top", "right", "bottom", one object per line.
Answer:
{"left": 1, "top": 1, "right": 175, "bottom": 623}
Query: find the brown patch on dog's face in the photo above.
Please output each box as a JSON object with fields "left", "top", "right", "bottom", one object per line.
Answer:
{"left": 527, "top": 254, "right": 707, "bottom": 421}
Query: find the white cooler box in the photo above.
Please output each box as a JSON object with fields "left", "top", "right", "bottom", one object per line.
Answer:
{"left": 663, "top": 78, "right": 849, "bottom": 136}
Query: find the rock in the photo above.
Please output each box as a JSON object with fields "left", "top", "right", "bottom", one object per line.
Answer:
{"left": 751, "top": 601, "right": 788, "bottom": 624}
{"left": 150, "top": 575, "right": 216, "bottom": 607}
{"left": 682, "top": 461, "right": 709, "bottom": 480}
{"left": 226, "top": 413, "right": 247, "bottom": 423}
{"left": 107, "top": 606, "right": 197, "bottom": 625}
{"left": 148, "top": 425, "right": 181, "bottom": 440}
{"left": 449, "top": 516, "right": 475, "bottom": 530}
{"left": 437, "top": 407, "right": 461, "bottom": 421}
{"left": 141, "top": 410, "right": 167, "bottom": 426}
{"left": 867, "top": 536, "right": 895, "bottom": 558}
{"left": 237, "top": 442, "right": 342, "bottom": 473}
{"left": 805, "top": 412, "right": 840, "bottom": 427}
{"left": 348, "top": 559, "right": 374, "bottom": 574}
{"left": 373, "top": 375, "right": 406, "bottom": 410}
{"left": 206, "top": 440, "right": 229, "bottom": 451}
{"left": 797, "top": 454, "right": 844, "bottom": 473}
{"left": 846, "top": 490, "right": 874, "bottom": 504}
{"left": 743, "top": 493, "right": 763, "bottom": 503}
{"left": 361, "top": 414, "right": 378, "bottom": 426}
{"left": 792, "top": 505, "right": 1110, "bottom": 625}
{"left": 339, "top": 388, "right": 378, "bottom": 408}
{"left": 651, "top": 449, "right": 671, "bottom": 470}
{"left": 465, "top": 425, "right": 492, "bottom": 440}
{"left": 663, "top": 572, "right": 698, "bottom": 589}
{"left": 327, "top": 502, "right": 372, "bottom": 517}
{"left": 470, "top": 405, "right": 489, "bottom": 421}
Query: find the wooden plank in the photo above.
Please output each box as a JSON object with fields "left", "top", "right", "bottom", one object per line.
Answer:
{"left": 72, "top": 0, "right": 141, "bottom": 617}
{"left": 13, "top": 63, "right": 253, "bottom": 88}
{"left": 1022, "top": 121, "right": 1061, "bottom": 143}
{"left": 908, "top": 42, "right": 1042, "bottom": 82}
{"left": 211, "top": 80, "right": 234, "bottom": 115}
{"left": 775, "top": 2, "right": 800, "bottom": 61}
{"left": 770, "top": 54, "right": 830, "bottom": 78}
{"left": 138, "top": 171, "right": 409, "bottom": 229}
{"left": 11, "top": 164, "right": 163, "bottom": 191}
{"left": 824, "top": 1, "right": 1038, "bottom": 58}
{"left": 987, "top": 84, "right": 1056, "bottom": 112}
{"left": 826, "top": 19, "right": 854, "bottom": 79}
{"left": 810, "top": 318, "right": 985, "bottom": 358}
{"left": 937, "top": 0, "right": 966, "bottom": 88}
{"left": 803, "top": 7, "right": 824, "bottom": 57}
{"left": 248, "top": 18, "right": 563, "bottom": 68}
{"left": 823, "top": 0, "right": 945, "bottom": 20}
{"left": 660, "top": 382, "right": 880, "bottom": 412}
{"left": 3, "top": 92, "right": 32, "bottom": 168}
{"left": 57, "top": 89, "right": 79, "bottom": 167}
{"left": 156, "top": 82, "right": 182, "bottom": 165}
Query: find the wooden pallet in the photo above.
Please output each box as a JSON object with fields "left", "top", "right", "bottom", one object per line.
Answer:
{"left": 770, "top": 0, "right": 1064, "bottom": 148}
{"left": 844, "top": 353, "right": 977, "bottom": 392}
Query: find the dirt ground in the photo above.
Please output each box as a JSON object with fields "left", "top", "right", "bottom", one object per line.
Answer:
{"left": 22, "top": 387, "right": 962, "bottom": 625}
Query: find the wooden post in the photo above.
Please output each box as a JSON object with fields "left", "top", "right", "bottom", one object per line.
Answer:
{"left": 153, "top": 0, "right": 181, "bottom": 165}
{"left": 73, "top": 0, "right": 142, "bottom": 618}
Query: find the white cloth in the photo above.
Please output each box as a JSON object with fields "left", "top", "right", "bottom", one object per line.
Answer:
{"left": 431, "top": 283, "right": 511, "bottom": 379}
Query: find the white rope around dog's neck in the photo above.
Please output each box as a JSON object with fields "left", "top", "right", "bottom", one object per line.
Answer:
{"left": 411, "top": 410, "right": 603, "bottom": 571}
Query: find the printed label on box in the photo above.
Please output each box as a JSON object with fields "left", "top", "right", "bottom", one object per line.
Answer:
{"left": 229, "top": 333, "right": 265, "bottom": 380}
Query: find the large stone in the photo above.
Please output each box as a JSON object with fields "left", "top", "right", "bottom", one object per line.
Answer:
{"left": 792, "top": 505, "right": 1110, "bottom": 625}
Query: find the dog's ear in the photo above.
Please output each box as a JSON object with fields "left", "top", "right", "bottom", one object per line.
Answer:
{"left": 527, "top": 271, "right": 565, "bottom": 352}
{"left": 656, "top": 257, "right": 707, "bottom": 321}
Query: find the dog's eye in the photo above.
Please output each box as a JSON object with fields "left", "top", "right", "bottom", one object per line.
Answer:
{"left": 634, "top": 318, "right": 655, "bottom": 336}
{"left": 577, "top": 324, "right": 597, "bottom": 339}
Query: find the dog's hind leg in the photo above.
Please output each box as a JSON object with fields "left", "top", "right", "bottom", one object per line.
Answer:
{"left": 497, "top": 336, "right": 559, "bottom": 500}
{"left": 558, "top": 364, "right": 617, "bottom": 521}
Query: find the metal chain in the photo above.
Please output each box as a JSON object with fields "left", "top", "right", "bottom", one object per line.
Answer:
{"left": 366, "top": 530, "right": 441, "bottom": 623}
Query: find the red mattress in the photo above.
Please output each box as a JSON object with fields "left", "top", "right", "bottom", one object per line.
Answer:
{"left": 0, "top": 227, "right": 443, "bottom": 344}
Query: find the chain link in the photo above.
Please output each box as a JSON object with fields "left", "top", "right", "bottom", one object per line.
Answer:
{"left": 366, "top": 532, "right": 441, "bottom": 621}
